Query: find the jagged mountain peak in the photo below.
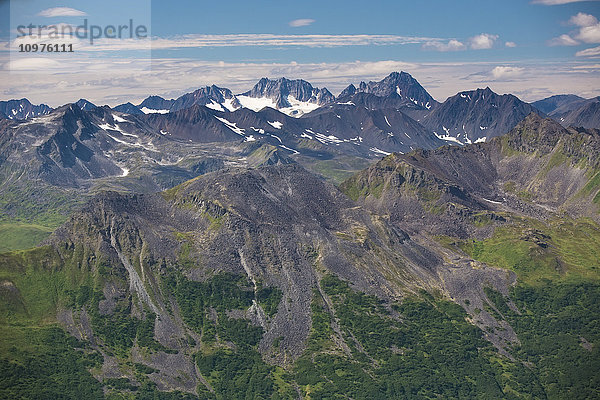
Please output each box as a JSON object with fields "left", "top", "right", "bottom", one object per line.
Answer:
{"left": 422, "top": 88, "right": 539, "bottom": 144}
{"left": 486, "top": 112, "right": 600, "bottom": 167}
{"left": 506, "top": 112, "right": 568, "bottom": 141}
{"left": 137, "top": 95, "right": 175, "bottom": 113}
{"left": 454, "top": 87, "right": 497, "bottom": 99}
{"left": 0, "top": 98, "right": 53, "bottom": 120}
{"left": 239, "top": 77, "right": 335, "bottom": 115}
{"left": 171, "top": 84, "right": 241, "bottom": 112}
{"left": 338, "top": 71, "right": 437, "bottom": 110}
{"left": 339, "top": 83, "right": 357, "bottom": 97}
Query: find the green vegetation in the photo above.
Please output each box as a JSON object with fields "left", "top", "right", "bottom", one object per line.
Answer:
{"left": 0, "top": 218, "right": 597, "bottom": 398}
{"left": 0, "top": 246, "right": 105, "bottom": 399}
{"left": 303, "top": 156, "right": 373, "bottom": 185}
{"left": 83, "top": 288, "right": 169, "bottom": 355}
{"left": 0, "top": 173, "right": 83, "bottom": 251}
{"left": 294, "top": 275, "right": 545, "bottom": 399}
{"left": 0, "top": 246, "right": 92, "bottom": 324}
{"left": 0, "top": 222, "right": 54, "bottom": 252}
{"left": 0, "top": 245, "right": 191, "bottom": 398}
{"left": 0, "top": 326, "right": 104, "bottom": 400}
{"left": 294, "top": 275, "right": 600, "bottom": 399}
{"left": 503, "top": 181, "right": 517, "bottom": 193}
{"left": 498, "top": 135, "right": 521, "bottom": 157}
{"left": 163, "top": 272, "right": 254, "bottom": 335}
{"left": 455, "top": 217, "right": 600, "bottom": 285}
{"left": 539, "top": 148, "right": 569, "bottom": 177}
{"left": 0, "top": 167, "right": 82, "bottom": 228}
{"left": 165, "top": 272, "right": 295, "bottom": 399}
{"left": 256, "top": 284, "right": 283, "bottom": 317}
{"left": 340, "top": 173, "right": 387, "bottom": 201}
{"left": 469, "top": 211, "right": 501, "bottom": 228}
{"left": 580, "top": 170, "right": 600, "bottom": 205}
{"left": 486, "top": 283, "right": 600, "bottom": 399}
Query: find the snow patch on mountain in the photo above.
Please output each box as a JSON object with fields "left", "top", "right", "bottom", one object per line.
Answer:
{"left": 237, "top": 96, "right": 277, "bottom": 112}
{"left": 268, "top": 121, "right": 283, "bottom": 129}
{"left": 215, "top": 116, "right": 245, "bottom": 136}
{"left": 141, "top": 107, "right": 169, "bottom": 114}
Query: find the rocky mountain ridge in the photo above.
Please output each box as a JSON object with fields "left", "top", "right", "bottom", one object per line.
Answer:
{"left": 4, "top": 73, "right": 600, "bottom": 152}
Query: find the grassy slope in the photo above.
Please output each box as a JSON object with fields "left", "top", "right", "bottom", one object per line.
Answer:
{"left": 0, "top": 246, "right": 105, "bottom": 399}
{"left": 299, "top": 155, "right": 374, "bottom": 186}
{"left": 0, "top": 223, "right": 54, "bottom": 252}
{"left": 453, "top": 217, "right": 600, "bottom": 286}
{"left": 0, "top": 168, "right": 83, "bottom": 251}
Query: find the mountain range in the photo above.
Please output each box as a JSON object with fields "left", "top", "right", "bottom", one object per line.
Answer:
{"left": 2, "top": 73, "right": 598, "bottom": 155}
{"left": 2, "top": 71, "right": 600, "bottom": 246}
{"left": 0, "top": 111, "right": 598, "bottom": 398}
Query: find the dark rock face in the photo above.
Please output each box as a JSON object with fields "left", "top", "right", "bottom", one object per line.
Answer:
{"left": 421, "top": 87, "right": 540, "bottom": 144}
{"left": 299, "top": 104, "right": 444, "bottom": 154}
{"left": 0, "top": 98, "right": 52, "bottom": 120}
{"left": 0, "top": 103, "right": 233, "bottom": 191}
{"left": 138, "top": 86, "right": 242, "bottom": 114}
{"left": 338, "top": 83, "right": 357, "bottom": 98}
{"left": 241, "top": 77, "right": 335, "bottom": 108}
{"left": 533, "top": 94, "right": 600, "bottom": 129}
{"left": 2, "top": 104, "right": 122, "bottom": 186}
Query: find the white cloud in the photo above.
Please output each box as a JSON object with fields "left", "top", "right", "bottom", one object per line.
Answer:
{"left": 27, "top": 34, "right": 438, "bottom": 52}
{"left": 549, "top": 13, "right": 600, "bottom": 47}
{"left": 549, "top": 34, "right": 580, "bottom": 46}
{"left": 567, "top": 13, "right": 600, "bottom": 44}
{"left": 576, "top": 23, "right": 600, "bottom": 43}
{"left": 576, "top": 45, "right": 600, "bottom": 56}
{"left": 532, "top": 0, "right": 600, "bottom": 4}
{"left": 8, "top": 57, "right": 63, "bottom": 70}
{"left": 289, "top": 19, "right": 315, "bottom": 27}
{"left": 571, "top": 63, "right": 600, "bottom": 68}
{"left": 37, "top": 7, "right": 87, "bottom": 17}
{"left": 469, "top": 33, "right": 498, "bottom": 50}
{"left": 505, "top": 41, "right": 517, "bottom": 48}
{"left": 422, "top": 39, "right": 466, "bottom": 52}
{"left": 569, "top": 12, "right": 598, "bottom": 27}
{"left": 491, "top": 66, "right": 525, "bottom": 79}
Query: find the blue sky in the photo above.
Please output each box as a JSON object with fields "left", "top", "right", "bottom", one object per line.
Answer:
{"left": 148, "top": 0, "right": 598, "bottom": 62}
{"left": 1, "top": 0, "right": 599, "bottom": 106}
